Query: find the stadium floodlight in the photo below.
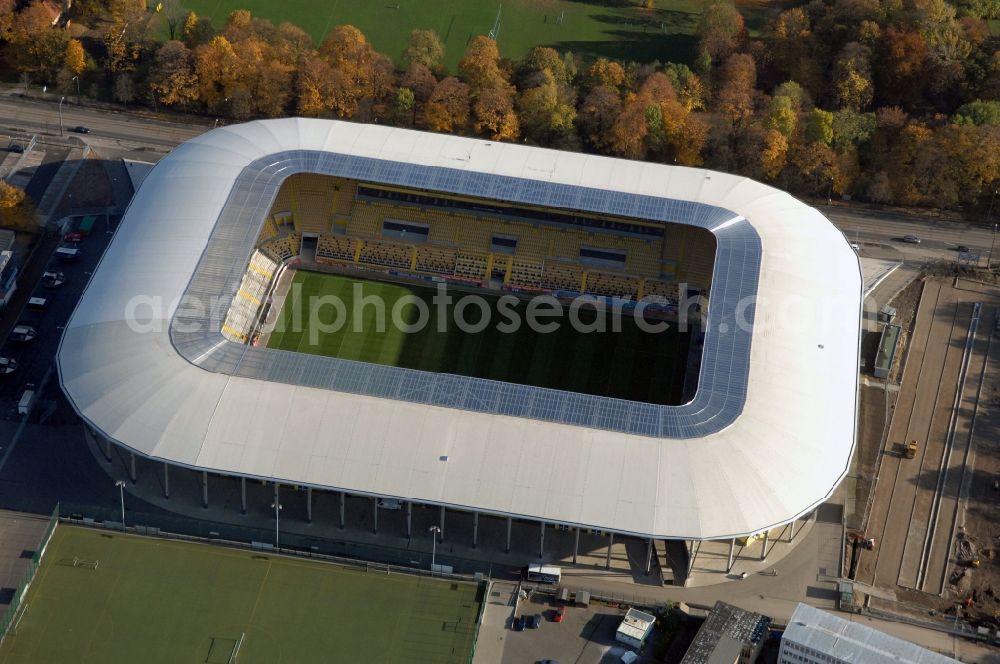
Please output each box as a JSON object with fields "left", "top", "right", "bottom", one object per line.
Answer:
{"left": 115, "top": 480, "right": 126, "bottom": 530}
{"left": 429, "top": 525, "right": 441, "bottom": 574}
{"left": 271, "top": 501, "right": 283, "bottom": 549}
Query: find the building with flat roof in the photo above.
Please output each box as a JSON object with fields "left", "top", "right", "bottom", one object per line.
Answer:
{"left": 616, "top": 608, "right": 656, "bottom": 649}
{"left": 780, "top": 603, "right": 960, "bottom": 664}
{"left": 681, "top": 601, "right": 770, "bottom": 664}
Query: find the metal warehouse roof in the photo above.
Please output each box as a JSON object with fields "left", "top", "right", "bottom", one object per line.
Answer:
{"left": 57, "top": 118, "right": 861, "bottom": 541}
{"left": 782, "top": 603, "right": 960, "bottom": 664}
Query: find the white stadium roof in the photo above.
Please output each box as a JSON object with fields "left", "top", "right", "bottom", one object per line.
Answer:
{"left": 58, "top": 118, "right": 861, "bottom": 541}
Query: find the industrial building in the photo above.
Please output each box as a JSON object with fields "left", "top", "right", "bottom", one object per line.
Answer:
{"left": 780, "top": 603, "right": 960, "bottom": 664}
{"left": 680, "top": 601, "right": 770, "bottom": 664}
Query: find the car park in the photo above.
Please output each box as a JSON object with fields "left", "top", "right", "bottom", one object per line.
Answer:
{"left": 71, "top": 126, "right": 91, "bottom": 134}
{"left": 42, "top": 272, "right": 65, "bottom": 288}
{"left": 9, "top": 325, "right": 36, "bottom": 342}
{"left": 0, "top": 357, "right": 17, "bottom": 374}
{"left": 902, "top": 235, "right": 921, "bottom": 244}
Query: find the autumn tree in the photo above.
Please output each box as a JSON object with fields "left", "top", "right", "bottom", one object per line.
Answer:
{"left": 392, "top": 87, "right": 416, "bottom": 126}
{"left": 2, "top": 1, "right": 70, "bottom": 80}
{"left": 516, "top": 70, "right": 576, "bottom": 146}
{"left": 149, "top": 40, "right": 198, "bottom": 109}
{"left": 183, "top": 11, "right": 215, "bottom": 47}
{"left": 767, "top": 7, "right": 824, "bottom": 97}
{"left": 831, "top": 42, "right": 873, "bottom": 110}
{"left": 697, "top": 0, "right": 745, "bottom": 68}
{"left": 422, "top": 77, "right": 470, "bottom": 133}
{"left": 402, "top": 29, "right": 444, "bottom": 70}
{"left": 805, "top": 108, "right": 834, "bottom": 146}
{"left": 715, "top": 53, "right": 756, "bottom": 127}
{"left": 760, "top": 129, "right": 789, "bottom": 180}
{"left": 401, "top": 63, "right": 437, "bottom": 103}
{"left": 954, "top": 100, "right": 1000, "bottom": 126}
{"left": 320, "top": 25, "right": 393, "bottom": 120}
{"left": 458, "top": 36, "right": 507, "bottom": 92}
{"left": 64, "top": 39, "right": 86, "bottom": 76}
{"left": 877, "top": 28, "right": 928, "bottom": 107}
{"left": 0, "top": 181, "right": 37, "bottom": 232}
{"left": 662, "top": 63, "right": 705, "bottom": 111}
{"left": 296, "top": 53, "right": 334, "bottom": 117}
{"left": 195, "top": 35, "right": 240, "bottom": 113}
{"left": 473, "top": 87, "right": 519, "bottom": 141}
{"left": 518, "top": 46, "right": 571, "bottom": 88}
{"left": 583, "top": 58, "right": 626, "bottom": 91}
{"left": 158, "top": 0, "right": 188, "bottom": 40}
{"left": 576, "top": 86, "right": 621, "bottom": 152}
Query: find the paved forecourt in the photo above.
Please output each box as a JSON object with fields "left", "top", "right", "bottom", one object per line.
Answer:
{"left": 267, "top": 270, "right": 689, "bottom": 406}
{"left": 0, "top": 525, "right": 482, "bottom": 664}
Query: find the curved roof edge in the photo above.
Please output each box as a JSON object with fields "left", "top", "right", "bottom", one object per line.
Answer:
{"left": 58, "top": 118, "right": 862, "bottom": 541}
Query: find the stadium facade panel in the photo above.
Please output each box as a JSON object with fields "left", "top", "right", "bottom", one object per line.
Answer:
{"left": 58, "top": 118, "right": 862, "bottom": 541}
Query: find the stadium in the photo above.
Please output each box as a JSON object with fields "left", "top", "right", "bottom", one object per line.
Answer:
{"left": 57, "top": 119, "right": 861, "bottom": 567}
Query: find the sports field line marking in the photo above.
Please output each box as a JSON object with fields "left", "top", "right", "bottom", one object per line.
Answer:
{"left": 244, "top": 557, "right": 272, "bottom": 640}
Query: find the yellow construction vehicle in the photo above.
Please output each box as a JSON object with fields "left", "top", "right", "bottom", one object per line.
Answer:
{"left": 905, "top": 440, "right": 918, "bottom": 459}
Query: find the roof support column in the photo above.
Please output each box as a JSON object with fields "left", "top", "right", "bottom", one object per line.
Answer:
{"left": 605, "top": 532, "right": 614, "bottom": 570}
{"left": 163, "top": 463, "right": 169, "bottom": 499}
{"left": 201, "top": 471, "right": 208, "bottom": 509}
{"left": 761, "top": 530, "right": 769, "bottom": 561}
{"left": 505, "top": 516, "right": 512, "bottom": 554}
{"left": 339, "top": 492, "right": 346, "bottom": 530}
{"left": 472, "top": 512, "right": 478, "bottom": 549}
{"left": 688, "top": 541, "right": 700, "bottom": 577}
{"left": 438, "top": 506, "right": 445, "bottom": 542}
{"left": 129, "top": 452, "right": 136, "bottom": 484}
{"left": 727, "top": 538, "right": 735, "bottom": 573}
{"left": 373, "top": 497, "right": 378, "bottom": 535}
{"left": 789, "top": 518, "right": 798, "bottom": 543}
{"left": 240, "top": 477, "right": 246, "bottom": 514}
{"left": 406, "top": 502, "right": 412, "bottom": 540}
{"left": 573, "top": 528, "right": 580, "bottom": 564}
{"left": 306, "top": 487, "right": 312, "bottom": 524}
{"left": 539, "top": 521, "right": 545, "bottom": 558}
{"left": 645, "top": 538, "right": 653, "bottom": 575}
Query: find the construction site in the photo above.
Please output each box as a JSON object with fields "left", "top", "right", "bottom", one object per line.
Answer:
{"left": 852, "top": 270, "right": 1000, "bottom": 631}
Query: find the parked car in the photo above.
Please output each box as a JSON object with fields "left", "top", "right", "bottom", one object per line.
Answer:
{"left": 71, "top": 126, "right": 91, "bottom": 134}
{"left": 513, "top": 616, "right": 525, "bottom": 631}
{"left": 957, "top": 245, "right": 970, "bottom": 252}
{"left": 63, "top": 231, "right": 84, "bottom": 243}
{"left": 376, "top": 498, "right": 402, "bottom": 510}
{"left": 527, "top": 614, "right": 541, "bottom": 629}
{"left": 42, "top": 271, "right": 65, "bottom": 288}
{"left": 902, "top": 235, "right": 921, "bottom": 244}
{"left": 537, "top": 660, "right": 561, "bottom": 664}
{"left": 850, "top": 243, "right": 860, "bottom": 252}
{"left": 0, "top": 357, "right": 17, "bottom": 374}
{"left": 8, "top": 144, "right": 23, "bottom": 153}
{"left": 552, "top": 606, "right": 566, "bottom": 622}
{"left": 9, "top": 325, "right": 36, "bottom": 343}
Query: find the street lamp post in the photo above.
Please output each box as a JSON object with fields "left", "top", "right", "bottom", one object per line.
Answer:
{"left": 115, "top": 480, "right": 126, "bottom": 530}
{"left": 72, "top": 76, "right": 80, "bottom": 105}
{"left": 270, "top": 499, "right": 282, "bottom": 549}
{"left": 429, "top": 525, "right": 441, "bottom": 574}
{"left": 988, "top": 223, "right": 997, "bottom": 269}
{"left": 58, "top": 96, "right": 65, "bottom": 137}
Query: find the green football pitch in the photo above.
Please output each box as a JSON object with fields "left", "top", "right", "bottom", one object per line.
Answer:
{"left": 266, "top": 271, "right": 690, "bottom": 405}
{"left": 0, "top": 526, "right": 482, "bottom": 664}
{"left": 177, "top": 0, "right": 711, "bottom": 70}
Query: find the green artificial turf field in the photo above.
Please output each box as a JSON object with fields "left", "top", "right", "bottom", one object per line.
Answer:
{"left": 266, "top": 270, "right": 690, "bottom": 405}
{"left": 178, "top": 0, "right": 710, "bottom": 69}
{"left": 0, "top": 526, "right": 481, "bottom": 664}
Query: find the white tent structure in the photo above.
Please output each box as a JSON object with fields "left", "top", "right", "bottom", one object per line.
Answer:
{"left": 58, "top": 118, "right": 861, "bottom": 542}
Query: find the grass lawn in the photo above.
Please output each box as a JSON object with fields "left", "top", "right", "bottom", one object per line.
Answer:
{"left": 179, "top": 0, "right": 711, "bottom": 70}
{"left": 266, "top": 270, "right": 690, "bottom": 405}
{"left": 0, "top": 526, "right": 482, "bottom": 664}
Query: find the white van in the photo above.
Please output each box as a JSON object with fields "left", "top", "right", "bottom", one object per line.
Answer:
{"left": 27, "top": 296, "right": 47, "bottom": 310}
{"left": 55, "top": 247, "right": 80, "bottom": 262}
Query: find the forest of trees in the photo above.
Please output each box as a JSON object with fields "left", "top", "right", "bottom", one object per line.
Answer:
{"left": 2, "top": 0, "right": 1000, "bottom": 211}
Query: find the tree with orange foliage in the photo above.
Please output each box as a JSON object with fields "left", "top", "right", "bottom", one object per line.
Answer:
{"left": 458, "top": 36, "right": 508, "bottom": 93}
{"left": 473, "top": 86, "right": 520, "bottom": 141}
{"left": 423, "top": 77, "right": 470, "bottom": 133}
{"left": 0, "top": 181, "right": 37, "bottom": 232}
